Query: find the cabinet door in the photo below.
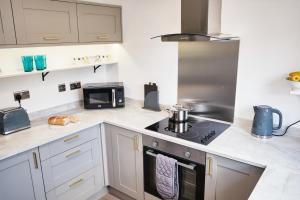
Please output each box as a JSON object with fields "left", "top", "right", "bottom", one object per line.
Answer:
{"left": 42, "top": 139, "right": 101, "bottom": 192}
{"left": 0, "top": 0, "right": 16, "bottom": 44}
{"left": 46, "top": 166, "right": 104, "bottom": 200}
{"left": 205, "top": 154, "right": 263, "bottom": 200}
{"left": 106, "top": 124, "right": 143, "bottom": 200}
{"left": 77, "top": 4, "right": 122, "bottom": 43}
{"left": 11, "top": 0, "right": 78, "bottom": 44}
{"left": 39, "top": 125, "right": 99, "bottom": 161}
{"left": 0, "top": 148, "right": 46, "bottom": 200}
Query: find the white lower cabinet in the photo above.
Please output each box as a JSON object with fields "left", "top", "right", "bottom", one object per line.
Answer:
{"left": 205, "top": 153, "right": 263, "bottom": 200}
{"left": 0, "top": 125, "right": 105, "bottom": 200}
{"left": 105, "top": 124, "right": 144, "bottom": 200}
{"left": 42, "top": 139, "right": 101, "bottom": 192}
{"left": 0, "top": 148, "right": 45, "bottom": 200}
{"left": 41, "top": 125, "right": 105, "bottom": 200}
{"left": 46, "top": 166, "right": 104, "bottom": 200}
{"left": 39, "top": 126, "right": 99, "bottom": 161}
{"left": 0, "top": 123, "right": 266, "bottom": 200}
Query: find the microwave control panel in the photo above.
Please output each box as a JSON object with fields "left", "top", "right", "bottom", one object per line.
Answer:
{"left": 116, "top": 89, "right": 125, "bottom": 106}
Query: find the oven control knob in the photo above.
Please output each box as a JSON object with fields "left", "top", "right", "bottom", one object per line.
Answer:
{"left": 184, "top": 151, "right": 191, "bottom": 158}
{"left": 152, "top": 141, "right": 159, "bottom": 148}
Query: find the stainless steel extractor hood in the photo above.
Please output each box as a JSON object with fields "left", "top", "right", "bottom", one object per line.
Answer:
{"left": 152, "top": 0, "right": 238, "bottom": 41}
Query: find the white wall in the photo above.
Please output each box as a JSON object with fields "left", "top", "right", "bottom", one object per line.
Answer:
{"left": 0, "top": 0, "right": 299, "bottom": 125}
{"left": 103, "top": 0, "right": 180, "bottom": 105}
{"left": 222, "top": 0, "right": 300, "bottom": 124}
{"left": 0, "top": 0, "right": 179, "bottom": 113}
{"left": 0, "top": 45, "right": 119, "bottom": 113}
{"left": 116, "top": 0, "right": 180, "bottom": 105}
{"left": 116, "top": 0, "right": 300, "bottom": 125}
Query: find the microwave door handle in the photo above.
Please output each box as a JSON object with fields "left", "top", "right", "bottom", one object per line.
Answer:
{"left": 112, "top": 89, "right": 116, "bottom": 107}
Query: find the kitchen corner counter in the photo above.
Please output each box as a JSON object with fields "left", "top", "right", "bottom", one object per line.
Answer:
{"left": 0, "top": 100, "right": 299, "bottom": 200}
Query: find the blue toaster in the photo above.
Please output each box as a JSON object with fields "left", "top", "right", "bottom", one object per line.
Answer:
{"left": 0, "top": 107, "right": 31, "bottom": 135}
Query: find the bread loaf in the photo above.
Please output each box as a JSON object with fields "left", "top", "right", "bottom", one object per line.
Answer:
{"left": 48, "top": 116, "right": 70, "bottom": 126}
{"left": 69, "top": 115, "right": 79, "bottom": 123}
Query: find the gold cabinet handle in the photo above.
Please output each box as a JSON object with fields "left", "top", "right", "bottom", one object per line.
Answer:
{"left": 69, "top": 178, "right": 84, "bottom": 188}
{"left": 207, "top": 157, "right": 213, "bottom": 176}
{"left": 96, "top": 34, "right": 109, "bottom": 40}
{"left": 64, "top": 135, "right": 80, "bottom": 143}
{"left": 43, "top": 36, "right": 61, "bottom": 41}
{"left": 33, "top": 152, "right": 39, "bottom": 169}
{"left": 65, "top": 150, "right": 81, "bottom": 158}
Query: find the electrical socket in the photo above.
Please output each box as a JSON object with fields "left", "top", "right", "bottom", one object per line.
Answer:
{"left": 70, "top": 82, "right": 81, "bottom": 90}
{"left": 58, "top": 84, "right": 66, "bottom": 92}
{"left": 14, "top": 90, "right": 30, "bottom": 101}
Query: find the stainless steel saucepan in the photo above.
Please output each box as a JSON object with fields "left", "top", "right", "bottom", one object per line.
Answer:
{"left": 166, "top": 104, "right": 190, "bottom": 122}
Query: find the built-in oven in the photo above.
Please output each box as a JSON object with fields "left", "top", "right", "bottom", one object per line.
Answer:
{"left": 83, "top": 82, "right": 125, "bottom": 109}
{"left": 143, "top": 135, "right": 206, "bottom": 200}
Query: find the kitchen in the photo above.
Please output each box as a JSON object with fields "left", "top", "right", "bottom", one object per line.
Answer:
{"left": 0, "top": 0, "right": 299, "bottom": 200}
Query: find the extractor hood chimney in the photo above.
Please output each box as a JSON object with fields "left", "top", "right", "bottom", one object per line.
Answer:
{"left": 152, "top": 0, "right": 238, "bottom": 41}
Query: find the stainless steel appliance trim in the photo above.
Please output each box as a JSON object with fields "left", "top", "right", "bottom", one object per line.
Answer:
{"left": 151, "top": 0, "right": 239, "bottom": 42}
{"left": 146, "top": 150, "right": 196, "bottom": 170}
{"left": 112, "top": 89, "right": 116, "bottom": 107}
{"left": 1, "top": 107, "right": 21, "bottom": 113}
{"left": 3, "top": 125, "right": 31, "bottom": 135}
{"left": 142, "top": 134, "right": 206, "bottom": 165}
{"left": 251, "top": 133, "right": 272, "bottom": 139}
{"left": 181, "top": 0, "right": 221, "bottom": 35}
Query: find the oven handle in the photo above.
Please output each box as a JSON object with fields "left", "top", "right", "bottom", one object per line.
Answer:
{"left": 146, "top": 150, "right": 197, "bottom": 170}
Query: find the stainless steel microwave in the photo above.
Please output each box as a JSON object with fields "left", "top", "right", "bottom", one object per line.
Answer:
{"left": 83, "top": 82, "right": 125, "bottom": 109}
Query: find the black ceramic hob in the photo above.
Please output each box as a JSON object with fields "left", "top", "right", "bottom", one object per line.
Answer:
{"left": 145, "top": 116, "right": 230, "bottom": 145}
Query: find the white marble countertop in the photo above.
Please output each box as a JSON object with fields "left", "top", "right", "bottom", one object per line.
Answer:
{"left": 0, "top": 100, "right": 299, "bottom": 200}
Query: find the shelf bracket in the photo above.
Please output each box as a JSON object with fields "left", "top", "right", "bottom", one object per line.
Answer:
{"left": 42, "top": 72, "right": 50, "bottom": 81}
{"left": 93, "top": 65, "right": 102, "bottom": 73}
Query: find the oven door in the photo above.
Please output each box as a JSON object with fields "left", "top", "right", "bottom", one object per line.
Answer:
{"left": 143, "top": 147, "right": 205, "bottom": 200}
{"left": 84, "top": 88, "right": 115, "bottom": 109}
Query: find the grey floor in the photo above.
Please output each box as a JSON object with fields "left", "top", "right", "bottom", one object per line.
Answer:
{"left": 100, "top": 194, "right": 121, "bottom": 200}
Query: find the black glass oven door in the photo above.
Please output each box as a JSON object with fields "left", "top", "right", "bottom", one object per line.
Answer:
{"left": 143, "top": 147, "right": 205, "bottom": 200}
{"left": 86, "top": 89, "right": 113, "bottom": 108}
